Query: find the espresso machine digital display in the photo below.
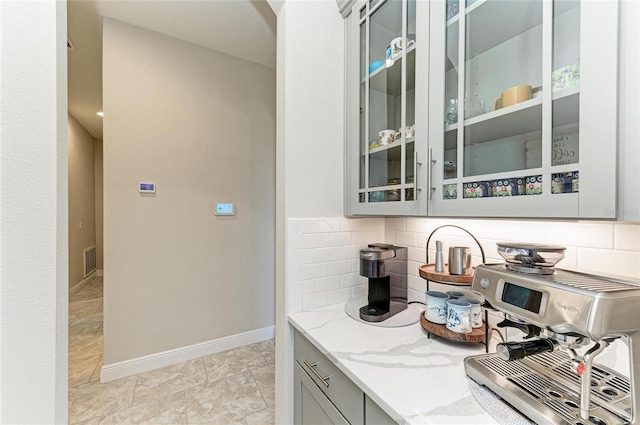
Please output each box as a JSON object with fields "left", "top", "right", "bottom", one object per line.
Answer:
{"left": 501, "top": 282, "right": 543, "bottom": 314}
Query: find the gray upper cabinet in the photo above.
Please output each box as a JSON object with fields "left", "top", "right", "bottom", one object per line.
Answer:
{"left": 345, "top": 0, "right": 430, "bottom": 216}
{"left": 344, "top": 0, "right": 620, "bottom": 219}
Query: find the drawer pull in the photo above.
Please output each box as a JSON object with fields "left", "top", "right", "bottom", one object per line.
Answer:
{"left": 304, "top": 360, "right": 330, "bottom": 387}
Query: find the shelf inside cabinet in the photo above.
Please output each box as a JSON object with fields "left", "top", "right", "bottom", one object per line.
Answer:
{"left": 365, "top": 137, "right": 414, "bottom": 157}
{"left": 464, "top": 98, "right": 542, "bottom": 144}
{"left": 552, "top": 86, "right": 579, "bottom": 128}
{"left": 368, "top": 47, "right": 416, "bottom": 96}
{"left": 464, "top": 0, "right": 543, "bottom": 59}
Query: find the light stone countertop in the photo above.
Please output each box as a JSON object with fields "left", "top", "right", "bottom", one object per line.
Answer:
{"left": 288, "top": 302, "right": 504, "bottom": 425}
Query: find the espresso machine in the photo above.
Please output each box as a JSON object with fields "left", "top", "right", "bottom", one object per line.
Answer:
{"left": 359, "top": 243, "right": 407, "bottom": 322}
{"left": 466, "top": 259, "right": 640, "bottom": 425}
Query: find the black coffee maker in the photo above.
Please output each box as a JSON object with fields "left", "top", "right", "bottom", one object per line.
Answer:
{"left": 359, "top": 244, "right": 408, "bottom": 322}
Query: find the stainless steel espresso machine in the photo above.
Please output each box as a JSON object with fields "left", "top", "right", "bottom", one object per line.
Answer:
{"left": 359, "top": 244, "right": 407, "bottom": 322}
{"left": 466, "top": 257, "right": 640, "bottom": 425}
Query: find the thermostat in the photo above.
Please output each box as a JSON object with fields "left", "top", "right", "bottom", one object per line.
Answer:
{"left": 215, "top": 203, "right": 235, "bottom": 216}
{"left": 139, "top": 182, "right": 156, "bottom": 193}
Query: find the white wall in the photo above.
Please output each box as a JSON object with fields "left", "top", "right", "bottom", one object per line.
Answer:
{"left": 0, "top": 2, "right": 68, "bottom": 423}
{"left": 68, "top": 114, "right": 97, "bottom": 288}
{"left": 95, "top": 139, "right": 104, "bottom": 272}
{"left": 273, "top": 1, "right": 346, "bottom": 423}
{"left": 102, "top": 19, "right": 275, "bottom": 366}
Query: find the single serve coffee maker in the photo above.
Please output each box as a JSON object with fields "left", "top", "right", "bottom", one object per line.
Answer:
{"left": 359, "top": 244, "right": 407, "bottom": 322}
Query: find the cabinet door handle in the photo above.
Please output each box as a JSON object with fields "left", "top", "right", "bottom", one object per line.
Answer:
{"left": 414, "top": 153, "right": 422, "bottom": 197}
{"left": 303, "top": 360, "right": 330, "bottom": 387}
{"left": 427, "top": 148, "right": 435, "bottom": 200}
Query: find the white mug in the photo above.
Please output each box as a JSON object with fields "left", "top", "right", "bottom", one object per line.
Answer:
{"left": 425, "top": 291, "right": 449, "bottom": 324}
{"left": 389, "top": 37, "right": 416, "bottom": 60}
{"left": 446, "top": 299, "right": 472, "bottom": 333}
{"left": 460, "top": 297, "right": 482, "bottom": 328}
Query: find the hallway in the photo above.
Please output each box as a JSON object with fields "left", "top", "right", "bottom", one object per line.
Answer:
{"left": 68, "top": 276, "right": 275, "bottom": 424}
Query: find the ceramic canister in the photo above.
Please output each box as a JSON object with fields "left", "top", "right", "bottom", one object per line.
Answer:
{"left": 459, "top": 297, "right": 482, "bottom": 328}
{"left": 425, "top": 291, "right": 449, "bottom": 324}
{"left": 446, "top": 299, "right": 472, "bottom": 333}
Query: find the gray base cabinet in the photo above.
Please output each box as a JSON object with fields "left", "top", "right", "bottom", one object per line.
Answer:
{"left": 294, "top": 362, "right": 350, "bottom": 425}
{"left": 365, "top": 396, "right": 396, "bottom": 425}
{"left": 294, "top": 330, "right": 399, "bottom": 424}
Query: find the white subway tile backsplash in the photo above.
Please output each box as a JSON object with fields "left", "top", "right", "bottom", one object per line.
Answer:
{"left": 288, "top": 230, "right": 302, "bottom": 250}
{"left": 317, "top": 276, "right": 342, "bottom": 292}
{"left": 302, "top": 263, "right": 328, "bottom": 280}
{"left": 547, "top": 222, "right": 615, "bottom": 249}
{"left": 303, "top": 293, "right": 328, "bottom": 311}
{"left": 351, "top": 258, "right": 359, "bottom": 272}
{"left": 496, "top": 221, "right": 549, "bottom": 244}
{"left": 340, "top": 218, "right": 364, "bottom": 231}
{"left": 340, "top": 245, "right": 360, "bottom": 260}
{"left": 351, "top": 231, "right": 376, "bottom": 245}
{"left": 577, "top": 248, "right": 640, "bottom": 278}
{"left": 312, "top": 219, "right": 341, "bottom": 233}
{"left": 408, "top": 261, "right": 421, "bottom": 277}
{"left": 329, "top": 232, "right": 352, "bottom": 246}
{"left": 328, "top": 288, "right": 352, "bottom": 305}
{"left": 386, "top": 218, "right": 406, "bottom": 231}
{"left": 614, "top": 223, "right": 640, "bottom": 251}
{"left": 302, "top": 280, "right": 317, "bottom": 295}
{"left": 408, "top": 275, "right": 427, "bottom": 293}
{"left": 405, "top": 218, "right": 431, "bottom": 234}
{"left": 394, "top": 231, "right": 417, "bottom": 247}
{"left": 288, "top": 217, "right": 640, "bottom": 315}
{"left": 341, "top": 273, "right": 361, "bottom": 288}
{"left": 408, "top": 289, "right": 425, "bottom": 303}
{"left": 363, "top": 217, "right": 385, "bottom": 230}
{"left": 416, "top": 232, "right": 428, "bottom": 251}
{"left": 351, "top": 285, "right": 367, "bottom": 299}
{"left": 302, "top": 233, "right": 329, "bottom": 249}
{"left": 408, "top": 247, "right": 426, "bottom": 264}
{"left": 329, "top": 260, "right": 352, "bottom": 276}
{"left": 302, "top": 249, "right": 318, "bottom": 265}
{"left": 317, "top": 247, "right": 341, "bottom": 263}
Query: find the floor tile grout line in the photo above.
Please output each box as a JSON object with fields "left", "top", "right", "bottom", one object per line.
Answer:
{"left": 248, "top": 368, "right": 270, "bottom": 411}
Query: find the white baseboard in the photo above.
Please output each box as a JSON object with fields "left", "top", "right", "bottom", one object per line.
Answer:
{"left": 69, "top": 270, "right": 97, "bottom": 296}
{"left": 100, "top": 325, "right": 275, "bottom": 383}
{"left": 96, "top": 269, "right": 104, "bottom": 277}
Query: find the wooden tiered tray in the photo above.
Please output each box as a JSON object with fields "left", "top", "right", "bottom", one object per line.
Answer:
{"left": 419, "top": 263, "right": 474, "bottom": 285}
{"left": 419, "top": 311, "right": 491, "bottom": 344}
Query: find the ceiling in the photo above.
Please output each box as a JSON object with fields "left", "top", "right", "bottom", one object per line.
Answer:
{"left": 67, "top": 0, "right": 277, "bottom": 139}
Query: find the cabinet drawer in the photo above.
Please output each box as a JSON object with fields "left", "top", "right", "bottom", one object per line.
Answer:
{"left": 295, "top": 331, "right": 364, "bottom": 425}
{"left": 295, "top": 362, "right": 350, "bottom": 425}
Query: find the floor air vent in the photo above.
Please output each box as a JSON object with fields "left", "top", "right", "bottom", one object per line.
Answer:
{"left": 83, "top": 246, "right": 97, "bottom": 277}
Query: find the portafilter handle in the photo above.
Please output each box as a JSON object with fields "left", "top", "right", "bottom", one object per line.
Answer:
{"left": 497, "top": 318, "right": 541, "bottom": 340}
{"left": 496, "top": 338, "right": 558, "bottom": 361}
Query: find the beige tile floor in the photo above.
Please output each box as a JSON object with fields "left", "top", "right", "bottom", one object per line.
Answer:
{"left": 69, "top": 276, "right": 276, "bottom": 424}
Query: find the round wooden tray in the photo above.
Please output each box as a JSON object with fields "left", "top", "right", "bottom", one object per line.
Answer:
{"left": 419, "top": 311, "right": 491, "bottom": 344}
{"left": 419, "top": 263, "right": 474, "bottom": 285}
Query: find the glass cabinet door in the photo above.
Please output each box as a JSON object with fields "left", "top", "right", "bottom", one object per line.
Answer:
{"left": 429, "top": 0, "right": 617, "bottom": 218}
{"left": 358, "top": 0, "right": 417, "bottom": 206}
